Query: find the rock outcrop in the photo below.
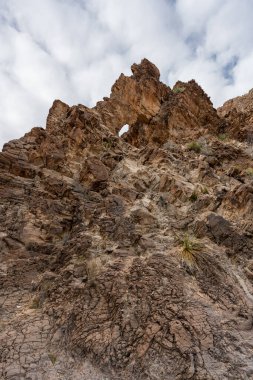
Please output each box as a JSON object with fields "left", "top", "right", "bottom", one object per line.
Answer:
{"left": 0, "top": 59, "right": 253, "bottom": 380}
{"left": 218, "top": 88, "right": 253, "bottom": 143}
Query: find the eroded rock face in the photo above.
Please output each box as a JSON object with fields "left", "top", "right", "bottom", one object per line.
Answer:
{"left": 218, "top": 88, "right": 253, "bottom": 142}
{"left": 95, "top": 58, "right": 169, "bottom": 134}
{"left": 125, "top": 79, "right": 225, "bottom": 147}
{"left": 0, "top": 59, "right": 253, "bottom": 380}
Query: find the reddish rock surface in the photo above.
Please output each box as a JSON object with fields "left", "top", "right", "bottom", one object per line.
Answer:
{"left": 218, "top": 88, "right": 253, "bottom": 143}
{"left": 0, "top": 59, "right": 253, "bottom": 379}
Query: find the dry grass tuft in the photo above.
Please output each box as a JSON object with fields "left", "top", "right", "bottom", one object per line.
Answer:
{"left": 86, "top": 257, "right": 102, "bottom": 281}
{"left": 245, "top": 167, "right": 253, "bottom": 177}
{"left": 187, "top": 141, "right": 202, "bottom": 153}
{"left": 177, "top": 234, "right": 203, "bottom": 269}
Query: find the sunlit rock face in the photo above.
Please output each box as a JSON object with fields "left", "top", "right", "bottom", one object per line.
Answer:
{"left": 1, "top": 59, "right": 253, "bottom": 380}
{"left": 218, "top": 88, "right": 253, "bottom": 142}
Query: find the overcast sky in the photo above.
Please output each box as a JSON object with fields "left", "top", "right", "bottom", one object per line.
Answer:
{"left": 1, "top": 0, "right": 253, "bottom": 148}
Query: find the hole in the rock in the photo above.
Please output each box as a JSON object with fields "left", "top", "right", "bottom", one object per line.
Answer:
{"left": 118, "top": 124, "right": 129, "bottom": 137}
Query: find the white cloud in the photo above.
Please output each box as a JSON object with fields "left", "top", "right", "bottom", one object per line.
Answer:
{"left": 0, "top": 0, "right": 253, "bottom": 148}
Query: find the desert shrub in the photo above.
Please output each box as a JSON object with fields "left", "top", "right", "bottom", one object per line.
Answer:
{"left": 201, "top": 186, "right": 209, "bottom": 194}
{"left": 189, "top": 191, "right": 198, "bottom": 202}
{"left": 218, "top": 133, "right": 227, "bottom": 141}
{"left": 245, "top": 167, "right": 253, "bottom": 177}
{"left": 187, "top": 141, "right": 202, "bottom": 153}
{"left": 178, "top": 234, "right": 202, "bottom": 269}
{"left": 29, "top": 296, "right": 41, "bottom": 309}
{"left": 48, "top": 353, "right": 57, "bottom": 365}
{"left": 102, "top": 137, "right": 114, "bottom": 150}
{"left": 173, "top": 86, "right": 185, "bottom": 94}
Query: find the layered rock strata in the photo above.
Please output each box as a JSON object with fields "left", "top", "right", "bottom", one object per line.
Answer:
{"left": 0, "top": 59, "right": 253, "bottom": 380}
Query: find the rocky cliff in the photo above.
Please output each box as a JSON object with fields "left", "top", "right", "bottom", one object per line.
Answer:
{"left": 0, "top": 59, "right": 253, "bottom": 380}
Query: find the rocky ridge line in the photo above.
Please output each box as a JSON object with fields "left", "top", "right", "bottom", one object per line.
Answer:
{"left": 0, "top": 59, "right": 253, "bottom": 380}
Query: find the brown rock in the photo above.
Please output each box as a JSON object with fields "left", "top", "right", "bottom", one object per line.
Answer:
{"left": 218, "top": 88, "right": 253, "bottom": 141}
{"left": 95, "top": 58, "right": 169, "bottom": 134}
{"left": 1, "top": 59, "right": 253, "bottom": 380}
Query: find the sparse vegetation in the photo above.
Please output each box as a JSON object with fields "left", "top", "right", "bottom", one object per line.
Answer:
{"left": 102, "top": 138, "right": 114, "bottom": 150}
{"left": 29, "top": 296, "right": 40, "bottom": 309}
{"left": 218, "top": 133, "right": 227, "bottom": 141}
{"left": 48, "top": 353, "right": 57, "bottom": 365}
{"left": 173, "top": 86, "right": 185, "bottom": 94}
{"left": 201, "top": 186, "right": 209, "bottom": 194}
{"left": 187, "top": 141, "right": 202, "bottom": 153}
{"left": 189, "top": 191, "right": 198, "bottom": 202}
{"left": 86, "top": 257, "right": 102, "bottom": 281}
{"left": 178, "top": 234, "right": 202, "bottom": 269}
{"left": 245, "top": 167, "right": 253, "bottom": 177}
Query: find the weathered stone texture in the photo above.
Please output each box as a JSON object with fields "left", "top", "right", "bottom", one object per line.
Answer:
{"left": 0, "top": 59, "right": 253, "bottom": 379}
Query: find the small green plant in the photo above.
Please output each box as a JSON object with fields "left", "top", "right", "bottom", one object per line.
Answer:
{"left": 189, "top": 191, "right": 198, "bottom": 202}
{"left": 218, "top": 133, "right": 227, "bottom": 141}
{"left": 245, "top": 167, "right": 253, "bottom": 177}
{"left": 102, "top": 138, "right": 114, "bottom": 150}
{"left": 187, "top": 141, "right": 202, "bottom": 153}
{"left": 48, "top": 353, "right": 57, "bottom": 365}
{"left": 173, "top": 86, "right": 185, "bottom": 94}
{"left": 201, "top": 186, "right": 209, "bottom": 194}
{"left": 178, "top": 234, "right": 202, "bottom": 269}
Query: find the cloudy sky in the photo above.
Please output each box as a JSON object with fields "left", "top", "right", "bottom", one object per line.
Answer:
{"left": 1, "top": 0, "right": 253, "bottom": 148}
